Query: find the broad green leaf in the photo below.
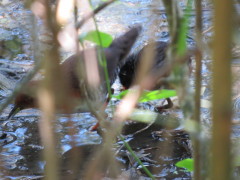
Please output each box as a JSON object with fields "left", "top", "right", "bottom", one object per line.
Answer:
{"left": 79, "top": 30, "right": 113, "bottom": 48}
{"left": 112, "top": 89, "right": 129, "bottom": 100}
{"left": 113, "top": 89, "right": 177, "bottom": 103}
{"left": 175, "top": 158, "right": 194, "bottom": 172}
{"left": 139, "top": 89, "right": 176, "bottom": 102}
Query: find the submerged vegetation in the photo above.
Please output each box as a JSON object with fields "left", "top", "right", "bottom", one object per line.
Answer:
{"left": 0, "top": 0, "right": 238, "bottom": 179}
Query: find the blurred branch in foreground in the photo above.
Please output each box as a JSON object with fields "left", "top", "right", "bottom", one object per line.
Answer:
{"left": 211, "top": 0, "right": 233, "bottom": 180}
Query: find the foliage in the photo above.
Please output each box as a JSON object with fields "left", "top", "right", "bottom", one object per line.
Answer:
{"left": 175, "top": 158, "right": 194, "bottom": 172}
{"left": 113, "top": 89, "right": 177, "bottom": 102}
{"left": 79, "top": 30, "right": 113, "bottom": 48}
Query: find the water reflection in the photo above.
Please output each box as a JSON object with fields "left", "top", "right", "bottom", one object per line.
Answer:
{"left": 0, "top": 112, "right": 101, "bottom": 178}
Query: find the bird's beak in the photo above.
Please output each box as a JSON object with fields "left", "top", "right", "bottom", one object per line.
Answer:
{"left": 7, "top": 106, "right": 21, "bottom": 120}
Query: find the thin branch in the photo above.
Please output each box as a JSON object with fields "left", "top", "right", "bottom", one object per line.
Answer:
{"left": 211, "top": 0, "right": 233, "bottom": 179}
{"left": 75, "top": 0, "right": 115, "bottom": 30}
{"left": 193, "top": 0, "right": 203, "bottom": 179}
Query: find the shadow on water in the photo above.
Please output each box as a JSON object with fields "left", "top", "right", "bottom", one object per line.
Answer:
{"left": 59, "top": 121, "right": 192, "bottom": 180}
{"left": 0, "top": 113, "right": 101, "bottom": 179}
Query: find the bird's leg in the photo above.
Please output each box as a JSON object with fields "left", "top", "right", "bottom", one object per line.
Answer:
{"left": 156, "top": 98, "right": 173, "bottom": 112}
{"left": 89, "top": 122, "right": 100, "bottom": 131}
{"left": 89, "top": 88, "right": 114, "bottom": 131}
{"left": 120, "top": 86, "right": 127, "bottom": 91}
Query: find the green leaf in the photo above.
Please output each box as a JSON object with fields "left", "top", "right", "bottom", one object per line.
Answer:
{"left": 79, "top": 30, "right": 113, "bottom": 48}
{"left": 175, "top": 158, "right": 194, "bottom": 172}
{"left": 139, "top": 89, "right": 176, "bottom": 102}
{"left": 112, "top": 89, "right": 129, "bottom": 100}
{"left": 113, "top": 89, "right": 177, "bottom": 103}
{"left": 176, "top": 0, "right": 193, "bottom": 56}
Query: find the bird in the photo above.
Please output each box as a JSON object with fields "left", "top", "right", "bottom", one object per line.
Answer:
{"left": 119, "top": 41, "right": 169, "bottom": 89}
{"left": 119, "top": 41, "right": 191, "bottom": 110}
{"left": 7, "top": 26, "right": 141, "bottom": 122}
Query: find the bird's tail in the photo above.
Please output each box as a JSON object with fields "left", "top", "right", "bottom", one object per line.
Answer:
{"left": 109, "top": 25, "right": 142, "bottom": 61}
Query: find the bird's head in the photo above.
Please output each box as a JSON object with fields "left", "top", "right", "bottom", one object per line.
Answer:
{"left": 7, "top": 93, "right": 37, "bottom": 120}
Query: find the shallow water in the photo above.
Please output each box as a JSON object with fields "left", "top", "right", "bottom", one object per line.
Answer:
{"left": 0, "top": 0, "right": 240, "bottom": 179}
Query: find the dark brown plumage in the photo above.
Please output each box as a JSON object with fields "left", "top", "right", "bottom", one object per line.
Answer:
{"left": 119, "top": 41, "right": 169, "bottom": 89}
{"left": 7, "top": 26, "right": 141, "bottom": 119}
{"left": 119, "top": 41, "right": 192, "bottom": 110}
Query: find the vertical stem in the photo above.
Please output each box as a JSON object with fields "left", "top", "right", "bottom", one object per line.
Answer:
{"left": 88, "top": 0, "right": 112, "bottom": 101}
{"left": 211, "top": 0, "right": 233, "bottom": 179}
{"left": 38, "top": 0, "right": 67, "bottom": 179}
{"left": 193, "top": 0, "right": 202, "bottom": 179}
